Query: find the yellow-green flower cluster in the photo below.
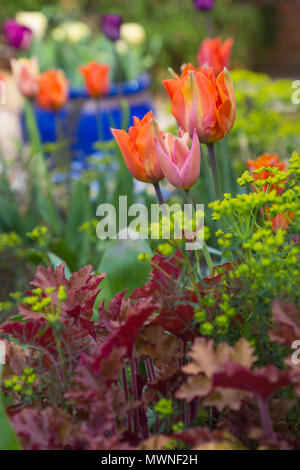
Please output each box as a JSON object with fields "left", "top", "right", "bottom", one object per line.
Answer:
{"left": 228, "top": 223, "right": 299, "bottom": 294}
{"left": 0, "top": 232, "right": 21, "bottom": 253}
{"left": 154, "top": 399, "right": 173, "bottom": 417}
{"left": 158, "top": 243, "right": 173, "bottom": 256}
{"left": 146, "top": 208, "right": 204, "bottom": 245}
{"left": 78, "top": 218, "right": 98, "bottom": 241}
{"left": 22, "top": 285, "right": 66, "bottom": 323}
{"left": 4, "top": 368, "right": 36, "bottom": 397}
{"left": 26, "top": 226, "right": 48, "bottom": 246}
{"left": 209, "top": 191, "right": 278, "bottom": 222}
{"left": 137, "top": 252, "right": 150, "bottom": 262}
{"left": 0, "top": 301, "right": 12, "bottom": 312}
{"left": 237, "top": 168, "right": 287, "bottom": 192}
{"left": 172, "top": 421, "right": 185, "bottom": 433}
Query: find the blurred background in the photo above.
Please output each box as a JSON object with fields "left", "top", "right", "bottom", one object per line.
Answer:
{"left": 0, "top": 0, "right": 299, "bottom": 310}
{"left": 1, "top": 0, "right": 300, "bottom": 78}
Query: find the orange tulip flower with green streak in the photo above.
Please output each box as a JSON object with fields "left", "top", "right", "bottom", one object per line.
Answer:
{"left": 163, "top": 65, "right": 236, "bottom": 144}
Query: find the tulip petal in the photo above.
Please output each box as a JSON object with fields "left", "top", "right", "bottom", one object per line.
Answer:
{"left": 155, "top": 139, "right": 182, "bottom": 189}
{"left": 215, "top": 69, "right": 236, "bottom": 139}
{"left": 173, "top": 135, "right": 190, "bottom": 169}
{"left": 220, "top": 39, "right": 234, "bottom": 68}
{"left": 180, "top": 130, "right": 201, "bottom": 190}
{"left": 193, "top": 70, "right": 218, "bottom": 142}
{"left": 111, "top": 128, "right": 147, "bottom": 182}
{"left": 162, "top": 79, "right": 179, "bottom": 101}
{"left": 135, "top": 118, "right": 164, "bottom": 182}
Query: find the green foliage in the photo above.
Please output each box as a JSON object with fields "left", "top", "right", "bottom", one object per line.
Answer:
{"left": 97, "top": 237, "right": 153, "bottom": 303}
{"left": 0, "top": 366, "right": 21, "bottom": 450}
{"left": 230, "top": 70, "right": 300, "bottom": 165}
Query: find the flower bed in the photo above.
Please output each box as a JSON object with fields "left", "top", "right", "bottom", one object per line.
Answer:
{"left": 0, "top": 1, "right": 300, "bottom": 453}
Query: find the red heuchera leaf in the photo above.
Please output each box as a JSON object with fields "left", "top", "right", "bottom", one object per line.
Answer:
{"left": 152, "top": 303, "right": 197, "bottom": 341}
{"left": 1, "top": 320, "right": 56, "bottom": 354}
{"left": 212, "top": 363, "right": 291, "bottom": 400}
{"left": 98, "top": 290, "right": 128, "bottom": 331}
{"left": 1, "top": 319, "right": 90, "bottom": 366}
{"left": 92, "top": 298, "right": 158, "bottom": 373}
{"left": 132, "top": 255, "right": 233, "bottom": 341}
{"left": 132, "top": 251, "right": 197, "bottom": 340}
{"left": 10, "top": 407, "right": 70, "bottom": 450}
{"left": 20, "top": 264, "right": 106, "bottom": 323}
{"left": 65, "top": 348, "right": 128, "bottom": 450}
{"left": 269, "top": 300, "right": 300, "bottom": 345}
{"left": 132, "top": 250, "right": 183, "bottom": 299}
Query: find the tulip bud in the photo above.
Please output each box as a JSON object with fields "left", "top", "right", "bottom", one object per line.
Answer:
{"left": 11, "top": 57, "right": 39, "bottom": 98}
{"left": 79, "top": 62, "right": 110, "bottom": 98}
{"left": 197, "top": 37, "right": 234, "bottom": 77}
{"left": 36, "top": 69, "right": 69, "bottom": 111}
{"left": 3, "top": 19, "right": 33, "bottom": 50}
{"left": 101, "top": 14, "right": 122, "bottom": 42}
{"left": 193, "top": 0, "right": 215, "bottom": 11}
{"left": 120, "top": 23, "right": 146, "bottom": 46}
{"left": 15, "top": 11, "right": 48, "bottom": 40}
{"left": 155, "top": 128, "right": 201, "bottom": 190}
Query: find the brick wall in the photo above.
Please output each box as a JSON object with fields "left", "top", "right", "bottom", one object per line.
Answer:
{"left": 257, "top": 0, "right": 300, "bottom": 77}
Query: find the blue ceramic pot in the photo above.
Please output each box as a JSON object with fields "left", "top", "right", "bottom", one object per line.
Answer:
{"left": 22, "top": 73, "right": 154, "bottom": 162}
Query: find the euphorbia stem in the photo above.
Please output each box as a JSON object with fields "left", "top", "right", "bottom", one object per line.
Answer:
{"left": 206, "top": 143, "right": 222, "bottom": 201}
{"left": 185, "top": 190, "right": 214, "bottom": 274}
{"left": 153, "top": 182, "right": 165, "bottom": 205}
{"left": 256, "top": 395, "right": 275, "bottom": 439}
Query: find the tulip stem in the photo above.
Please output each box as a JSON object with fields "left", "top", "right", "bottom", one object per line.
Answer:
{"left": 153, "top": 182, "right": 165, "bottom": 205}
{"left": 95, "top": 99, "right": 103, "bottom": 142}
{"left": 207, "top": 143, "right": 222, "bottom": 201}
{"left": 204, "top": 12, "right": 214, "bottom": 38}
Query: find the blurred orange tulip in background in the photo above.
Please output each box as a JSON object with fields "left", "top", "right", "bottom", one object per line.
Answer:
{"left": 36, "top": 69, "right": 69, "bottom": 111}
{"left": 197, "top": 37, "right": 233, "bottom": 77}
{"left": 79, "top": 61, "right": 110, "bottom": 98}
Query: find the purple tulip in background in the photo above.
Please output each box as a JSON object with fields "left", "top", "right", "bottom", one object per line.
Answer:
{"left": 101, "top": 14, "right": 122, "bottom": 42}
{"left": 193, "top": 0, "right": 215, "bottom": 11}
{"left": 3, "top": 19, "right": 33, "bottom": 50}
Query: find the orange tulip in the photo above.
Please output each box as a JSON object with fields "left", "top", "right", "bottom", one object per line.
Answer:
{"left": 265, "top": 208, "right": 294, "bottom": 232}
{"left": 111, "top": 111, "right": 164, "bottom": 183}
{"left": 79, "top": 62, "right": 110, "bottom": 98}
{"left": 248, "top": 154, "right": 288, "bottom": 194}
{"left": 197, "top": 37, "right": 234, "bottom": 77}
{"left": 36, "top": 69, "right": 68, "bottom": 111}
{"left": 163, "top": 65, "right": 236, "bottom": 144}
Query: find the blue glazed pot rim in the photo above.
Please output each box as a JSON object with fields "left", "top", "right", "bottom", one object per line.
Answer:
{"left": 69, "top": 72, "right": 151, "bottom": 100}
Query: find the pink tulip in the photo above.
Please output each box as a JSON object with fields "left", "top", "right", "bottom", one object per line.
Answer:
{"left": 11, "top": 57, "right": 39, "bottom": 98}
{"left": 155, "top": 128, "right": 201, "bottom": 190}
